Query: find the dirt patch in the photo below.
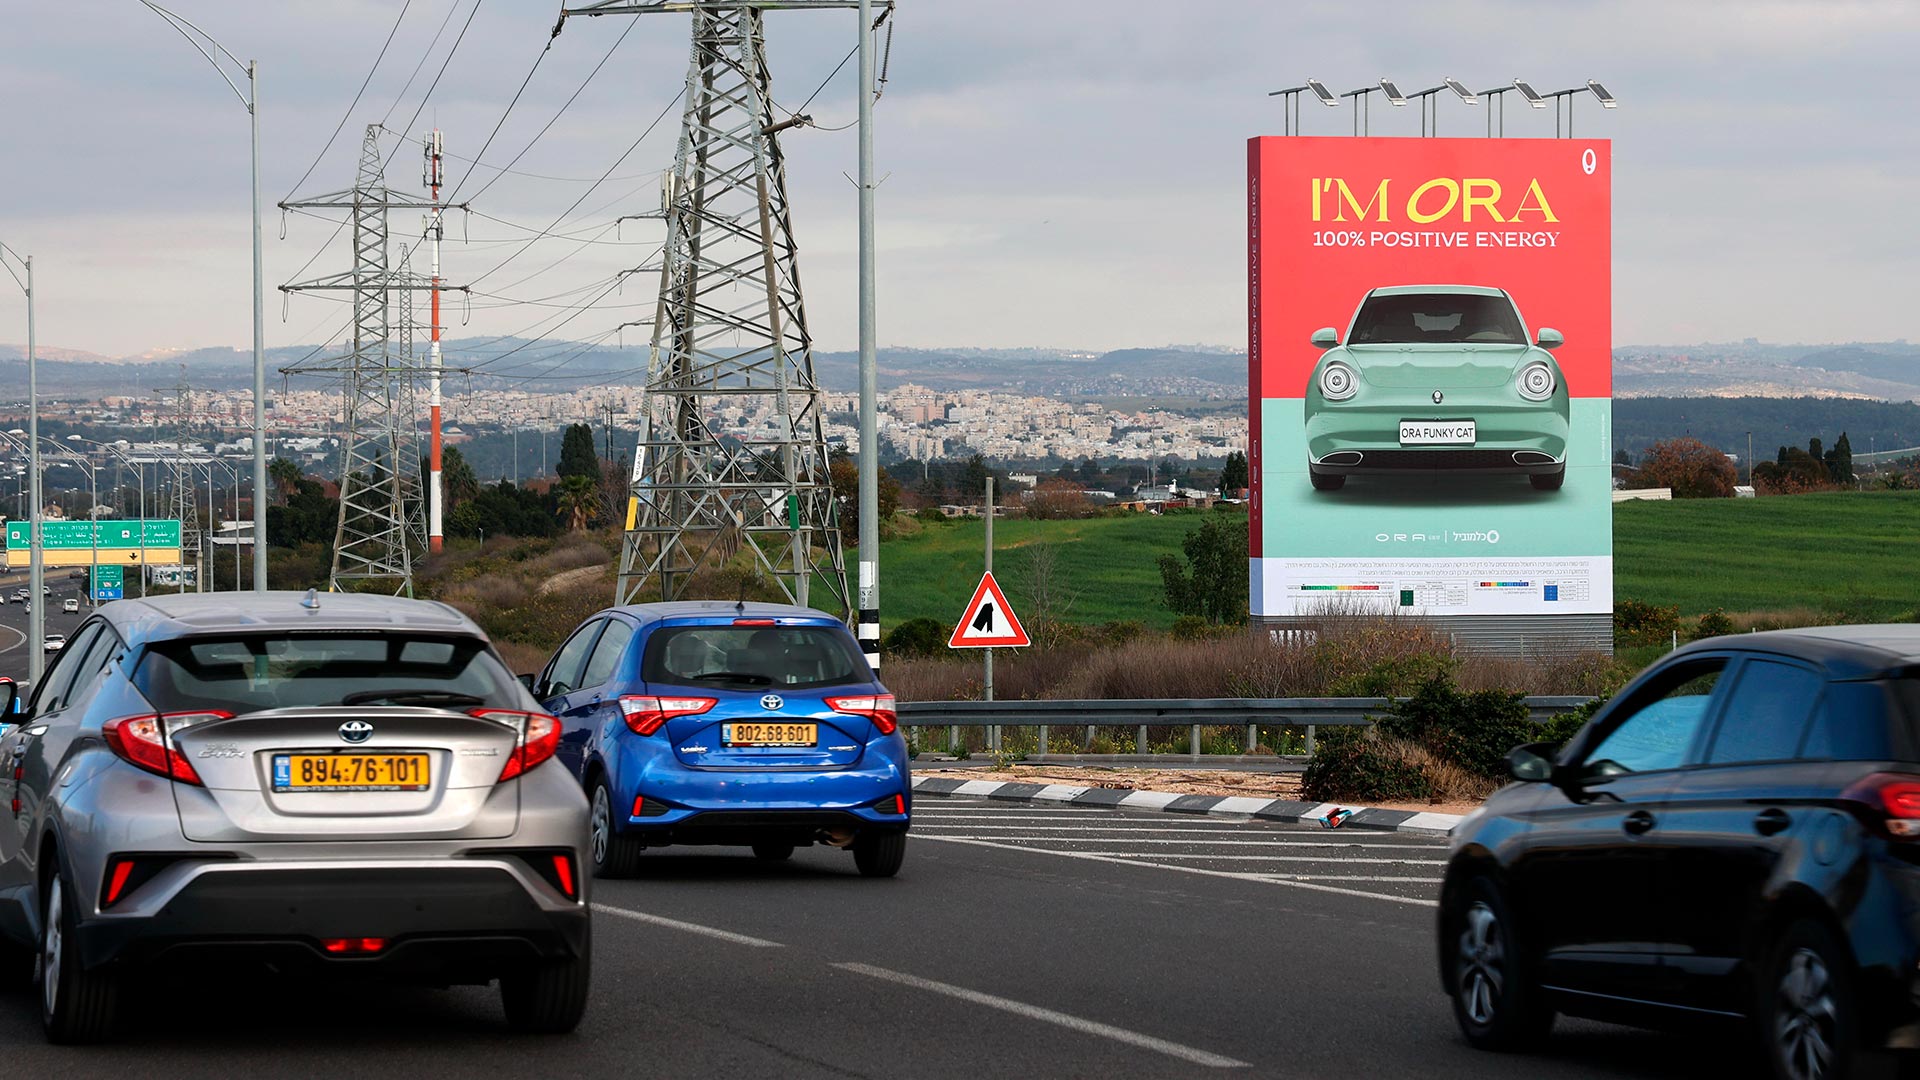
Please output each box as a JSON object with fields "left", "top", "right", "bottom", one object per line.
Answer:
{"left": 913, "top": 764, "right": 1480, "bottom": 818}
{"left": 537, "top": 564, "right": 608, "bottom": 596}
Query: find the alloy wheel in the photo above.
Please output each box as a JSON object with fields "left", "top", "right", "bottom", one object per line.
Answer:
{"left": 40, "top": 878, "right": 62, "bottom": 1019}
{"left": 1774, "top": 948, "right": 1837, "bottom": 1080}
{"left": 1456, "top": 900, "right": 1506, "bottom": 1027}
{"left": 590, "top": 784, "right": 611, "bottom": 867}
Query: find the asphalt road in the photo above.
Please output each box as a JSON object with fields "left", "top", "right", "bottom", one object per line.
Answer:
{"left": 0, "top": 796, "right": 1752, "bottom": 1078}
{"left": 0, "top": 572, "right": 93, "bottom": 683}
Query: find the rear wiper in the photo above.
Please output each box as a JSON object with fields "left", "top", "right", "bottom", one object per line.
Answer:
{"left": 685, "top": 672, "right": 774, "bottom": 687}
{"left": 339, "top": 689, "right": 487, "bottom": 707}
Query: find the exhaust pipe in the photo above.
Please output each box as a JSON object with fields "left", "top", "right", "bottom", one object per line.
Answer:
{"left": 1511, "top": 451, "right": 1557, "bottom": 466}
{"left": 1321, "top": 451, "right": 1364, "bottom": 466}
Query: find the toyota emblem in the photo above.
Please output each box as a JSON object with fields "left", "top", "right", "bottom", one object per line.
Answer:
{"left": 338, "top": 720, "right": 374, "bottom": 744}
{"left": 1431, "top": 390, "right": 1444, "bottom": 404}
{"left": 760, "top": 694, "right": 784, "bottom": 711}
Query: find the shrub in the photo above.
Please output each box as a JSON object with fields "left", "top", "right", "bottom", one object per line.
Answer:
{"left": 883, "top": 617, "right": 947, "bottom": 659}
{"left": 916, "top": 506, "right": 948, "bottom": 522}
{"left": 1169, "top": 614, "right": 1213, "bottom": 640}
{"left": 1635, "top": 436, "right": 1737, "bottom": 498}
{"left": 1693, "top": 608, "right": 1735, "bottom": 640}
{"left": 1302, "top": 728, "right": 1434, "bottom": 803}
{"left": 1615, "top": 597, "right": 1680, "bottom": 647}
{"left": 1374, "top": 674, "right": 1533, "bottom": 781}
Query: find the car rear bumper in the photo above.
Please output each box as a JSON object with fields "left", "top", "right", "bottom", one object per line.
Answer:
{"left": 74, "top": 860, "right": 588, "bottom": 978}
{"left": 622, "top": 805, "right": 909, "bottom": 847}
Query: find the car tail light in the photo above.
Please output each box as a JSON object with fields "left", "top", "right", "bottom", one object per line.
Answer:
{"left": 551, "top": 854, "right": 576, "bottom": 900}
{"left": 733, "top": 618, "right": 776, "bottom": 626}
{"left": 321, "top": 937, "right": 388, "bottom": 955}
{"left": 470, "top": 709, "right": 561, "bottom": 781}
{"left": 1844, "top": 773, "right": 1920, "bottom": 837}
{"left": 826, "top": 694, "right": 897, "bottom": 736}
{"left": 103, "top": 711, "right": 228, "bottom": 785}
{"left": 617, "top": 695, "right": 716, "bottom": 736}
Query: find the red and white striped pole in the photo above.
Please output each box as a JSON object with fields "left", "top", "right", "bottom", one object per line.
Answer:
{"left": 425, "top": 130, "right": 445, "bottom": 553}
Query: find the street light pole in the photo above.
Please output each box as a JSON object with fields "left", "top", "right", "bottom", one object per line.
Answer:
{"left": 856, "top": 0, "right": 881, "bottom": 672}
{"left": 250, "top": 60, "right": 267, "bottom": 592}
{"left": 0, "top": 247, "right": 43, "bottom": 682}
{"left": 140, "top": 2, "right": 266, "bottom": 593}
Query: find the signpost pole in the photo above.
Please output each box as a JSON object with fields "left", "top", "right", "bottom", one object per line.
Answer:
{"left": 983, "top": 476, "right": 994, "bottom": 753}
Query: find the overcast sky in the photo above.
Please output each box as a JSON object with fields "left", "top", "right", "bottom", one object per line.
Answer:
{"left": 1, "top": 1, "right": 1915, "bottom": 363}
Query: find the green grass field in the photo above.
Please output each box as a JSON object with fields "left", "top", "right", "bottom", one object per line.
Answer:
{"left": 878, "top": 492, "right": 1920, "bottom": 632}
{"left": 880, "top": 512, "right": 1206, "bottom": 631}
{"left": 1612, "top": 491, "right": 1920, "bottom": 621}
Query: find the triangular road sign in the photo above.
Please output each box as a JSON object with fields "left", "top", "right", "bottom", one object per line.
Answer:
{"left": 948, "top": 571, "right": 1031, "bottom": 649}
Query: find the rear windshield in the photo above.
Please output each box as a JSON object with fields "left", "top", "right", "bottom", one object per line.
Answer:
{"left": 132, "top": 633, "right": 519, "bottom": 714}
{"left": 1350, "top": 293, "right": 1524, "bottom": 345}
{"left": 644, "top": 624, "right": 870, "bottom": 691}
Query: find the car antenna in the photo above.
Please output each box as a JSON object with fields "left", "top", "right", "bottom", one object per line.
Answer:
{"left": 301, "top": 588, "right": 321, "bottom": 611}
{"left": 735, "top": 595, "right": 747, "bottom": 616}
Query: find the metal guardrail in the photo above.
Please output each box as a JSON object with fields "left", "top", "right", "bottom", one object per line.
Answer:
{"left": 897, "top": 696, "right": 1597, "bottom": 757}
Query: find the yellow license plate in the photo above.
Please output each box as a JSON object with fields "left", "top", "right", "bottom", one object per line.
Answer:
{"left": 273, "top": 752, "right": 431, "bottom": 792}
{"left": 722, "top": 722, "right": 817, "bottom": 747}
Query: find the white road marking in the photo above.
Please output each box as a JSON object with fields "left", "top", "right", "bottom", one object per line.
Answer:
{"left": 1085, "top": 852, "right": 1442, "bottom": 865}
{"left": 1255, "top": 874, "right": 1445, "bottom": 883}
{"left": 592, "top": 903, "right": 784, "bottom": 948}
{"left": 833, "top": 961, "right": 1252, "bottom": 1069}
{"left": 915, "top": 835, "right": 1438, "bottom": 909}
{"left": 913, "top": 824, "right": 1435, "bottom": 844}
{"left": 917, "top": 835, "right": 1440, "bottom": 849}
{"left": 0, "top": 624, "right": 22, "bottom": 654}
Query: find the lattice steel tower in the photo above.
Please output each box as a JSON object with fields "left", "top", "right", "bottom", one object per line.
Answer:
{"left": 567, "top": 0, "right": 854, "bottom": 615}
{"left": 280, "top": 126, "right": 461, "bottom": 595}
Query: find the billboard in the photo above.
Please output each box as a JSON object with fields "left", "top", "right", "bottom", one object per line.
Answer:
{"left": 5, "top": 519, "right": 184, "bottom": 569}
{"left": 1247, "top": 137, "right": 1611, "bottom": 634}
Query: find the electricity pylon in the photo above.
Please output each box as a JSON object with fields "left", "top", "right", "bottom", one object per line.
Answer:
{"left": 566, "top": 0, "right": 858, "bottom": 616}
{"left": 279, "top": 125, "right": 465, "bottom": 595}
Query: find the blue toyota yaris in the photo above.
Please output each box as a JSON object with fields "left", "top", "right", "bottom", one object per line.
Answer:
{"left": 531, "top": 601, "right": 909, "bottom": 878}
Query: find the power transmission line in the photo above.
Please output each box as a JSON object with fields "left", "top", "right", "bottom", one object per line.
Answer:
{"left": 282, "top": 0, "right": 413, "bottom": 201}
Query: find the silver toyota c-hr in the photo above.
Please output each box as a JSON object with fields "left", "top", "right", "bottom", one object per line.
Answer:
{"left": 0, "top": 592, "right": 592, "bottom": 1043}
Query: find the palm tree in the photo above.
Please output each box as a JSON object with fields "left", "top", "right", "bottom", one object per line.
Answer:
{"left": 268, "top": 457, "right": 303, "bottom": 505}
{"left": 555, "top": 474, "right": 597, "bottom": 532}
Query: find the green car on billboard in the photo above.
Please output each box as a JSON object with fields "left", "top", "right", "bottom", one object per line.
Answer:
{"left": 1304, "top": 285, "right": 1569, "bottom": 492}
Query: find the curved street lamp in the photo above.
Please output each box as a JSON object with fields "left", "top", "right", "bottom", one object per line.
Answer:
{"left": 138, "top": 2, "right": 267, "bottom": 593}
{"left": 0, "top": 245, "right": 42, "bottom": 679}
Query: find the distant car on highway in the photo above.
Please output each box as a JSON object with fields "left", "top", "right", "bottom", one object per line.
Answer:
{"left": 42, "top": 633, "right": 64, "bottom": 653}
{"left": 60, "top": 598, "right": 78, "bottom": 614}
{"left": 1306, "top": 285, "right": 1569, "bottom": 492}
{"left": 532, "top": 601, "right": 908, "bottom": 878}
{"left": 1440, "top": 625, "right": 1920, "bottom": 1079}
{"left": 0, "top": 592, "right": 592, "bottom": 1042}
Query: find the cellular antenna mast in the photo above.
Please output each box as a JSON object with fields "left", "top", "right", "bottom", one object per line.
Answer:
{"left": 279, "top": 125, "right": 469, "bottom": 596}
{"left": 564, "top": 0, "right": 875, "bottom": 617}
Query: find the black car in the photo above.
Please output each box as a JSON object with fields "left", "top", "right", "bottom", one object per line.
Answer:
{"left": 1439, "top": 626, "right": 1920, "bottom": 1080}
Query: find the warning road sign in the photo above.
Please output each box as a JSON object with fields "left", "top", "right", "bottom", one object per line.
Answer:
{"left": 948, "top": 571, "right": 1030, "bottom": 649}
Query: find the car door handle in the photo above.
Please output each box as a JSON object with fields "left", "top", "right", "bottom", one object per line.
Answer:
{"left": 1754, "top": 808, "right": 1792, "bottom": 837}
{"left": 1622, "top": 810, "right": 1656, "bottom": 836}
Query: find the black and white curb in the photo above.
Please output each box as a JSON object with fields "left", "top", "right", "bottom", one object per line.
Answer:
{"left": 909, "top": 775, "right": 1463, "bottom": 836}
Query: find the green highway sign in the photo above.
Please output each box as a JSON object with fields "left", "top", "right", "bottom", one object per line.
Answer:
{"left": 6, "top": 520, "right": 182, "bottom": 550}
{"left": 92, "top": 564, "right": 124, "bottom": 601}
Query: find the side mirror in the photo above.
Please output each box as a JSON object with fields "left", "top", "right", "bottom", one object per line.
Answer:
{"left": 518, "top": 673, "right": 537, "bottom": 693}
{"left": 1310, "top": 327, "right": 1340, "bottom": 348}
{"left": 1535, "top": 328, "right": 1564, "bottom": 349}
{"left": 1505, "top": 742, "right": 1557, "bottom": 783}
